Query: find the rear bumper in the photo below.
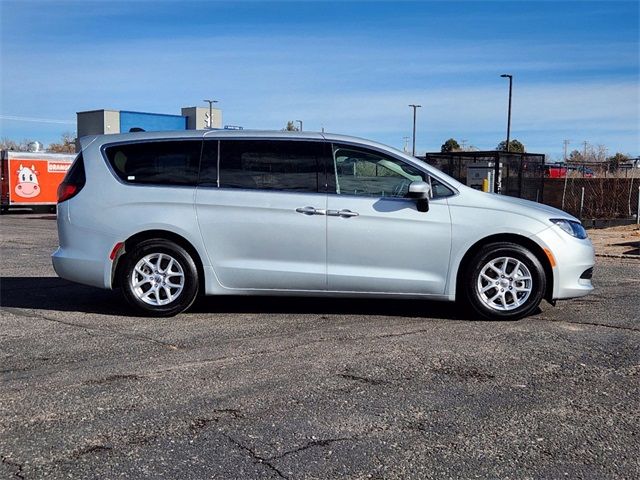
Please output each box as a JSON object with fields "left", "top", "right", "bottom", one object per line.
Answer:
{"left": 52, "top": 202, "right": 115, "bottom": 289}
{"left": 52, "top": 247, "right": 106, "bottom": 289}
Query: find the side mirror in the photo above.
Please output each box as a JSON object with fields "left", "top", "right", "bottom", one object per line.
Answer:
{"left": 407, "top": 181, "right": 431, "bottom": 212}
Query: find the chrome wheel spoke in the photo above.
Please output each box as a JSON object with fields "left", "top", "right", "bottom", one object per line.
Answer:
{"left": 512, "top": 261, "right": 521, "bottom": 276}
{"left": 133, "top": 278, "right": 151, "bottom": 289}
{"left": 131, "top": 252, "right": 185, "bottom": 307}
{"left": 480, "top": 272, "right": 495, "bottom": 283}
{"left": 143, "top": 258, "right": 155, "bottom": 270}
{"left": 481, "top": 284, "right": 496, "bottom": 293}
{"left": 477, "top": 256, "right": 533, "bottom": 312}
{"left": 135, "top": 266, "right": 148, "bottom": 276}
{"left": 165, "top": 258, "right": 174, "bottom": 274}
{"left": 500, "top": 259, "right": 510, "bottom": 275}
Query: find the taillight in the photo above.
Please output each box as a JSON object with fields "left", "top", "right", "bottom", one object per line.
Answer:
{"left": 57, "top": 183, "right": 79, "bottom": 203}
{"left": 57, "top": 153, "right": 86, "bottom": 203}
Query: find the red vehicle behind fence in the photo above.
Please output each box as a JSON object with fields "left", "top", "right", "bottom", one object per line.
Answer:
{"left": 544, "top": 165, "right": 568, "bottom": 178}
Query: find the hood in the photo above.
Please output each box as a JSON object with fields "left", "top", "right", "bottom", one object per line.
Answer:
{"left": 452, "top": 186, "right": 579, "bottom": 223}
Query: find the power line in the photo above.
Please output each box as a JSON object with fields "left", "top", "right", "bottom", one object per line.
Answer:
{"left": 563, "top": 139, "right": 570, "bottom": 161}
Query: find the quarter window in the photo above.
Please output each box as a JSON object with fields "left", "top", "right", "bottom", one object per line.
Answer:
{"left": 212, "top": 140, "right": 322, "bottom": 192}
{"left": 104, "top": 140, "right": 201, "bottom": 186}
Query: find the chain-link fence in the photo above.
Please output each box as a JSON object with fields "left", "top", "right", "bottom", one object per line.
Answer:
{"left": 544, "top": 162, "right": 640, "bottom": 221}
{"left": 423, "top": 151, "right": 545, "bottom": 202}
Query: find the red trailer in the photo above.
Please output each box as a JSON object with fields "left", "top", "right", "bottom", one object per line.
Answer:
{"left": 1, "top": 150, "right": 74, "bottom": 213}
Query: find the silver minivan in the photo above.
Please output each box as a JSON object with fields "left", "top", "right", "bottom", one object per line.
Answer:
{"left": 53, "top": 130, "right": 594, "bottom": 319}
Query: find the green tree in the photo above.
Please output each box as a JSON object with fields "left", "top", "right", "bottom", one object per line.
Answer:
{"left": 496, "top": 139, "right": 525, "bottom": 153}
{"left": 440, "top": 138, "right": 460, "bottom": 153}
{"left": 568, "top": 149, "right": 583, "bottom": 163}
{"left": 606, "top": 152, "right": 629, "bottom": 170}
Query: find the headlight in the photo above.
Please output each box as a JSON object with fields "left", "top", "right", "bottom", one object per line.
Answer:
{"left": 550, "top": 218, "right": 588, "bottom": 239}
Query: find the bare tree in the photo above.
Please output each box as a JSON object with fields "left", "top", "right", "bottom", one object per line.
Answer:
{"left": 0, "top": 137, "right": 37, "bottom": 151}
{"left": 48, "top": 132, "right": 76, "bottom": 154}
{"left": 282, "top": 121, "right": 299, "bottom": 132}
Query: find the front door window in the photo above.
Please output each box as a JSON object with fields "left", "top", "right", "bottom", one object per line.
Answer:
{"left": 332, "top": 146, "right": 425, "bottom": 198}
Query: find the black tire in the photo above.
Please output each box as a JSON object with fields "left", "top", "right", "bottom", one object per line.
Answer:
{"left": 120, "top": 239, "right": 199, "bottom": 317}
{"left": 462, "top": 242, "right": 546, "bottom": 320}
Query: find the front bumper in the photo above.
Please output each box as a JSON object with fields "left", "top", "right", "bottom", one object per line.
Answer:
{"left": 534, "top": 226, "right": 595, "bottom": 300}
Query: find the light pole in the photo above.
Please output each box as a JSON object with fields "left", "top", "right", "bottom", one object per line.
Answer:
{"left": 203, "top": 99, "right": 218, "bottom": 129}
{"left": 408, "top": 104, "right": 422, "bottom": 156}
{"left": 296, "top": 120, "right": 303, "bottom": 132}
{"left": 500, "top": 74, "right": 512, "bottom": 152}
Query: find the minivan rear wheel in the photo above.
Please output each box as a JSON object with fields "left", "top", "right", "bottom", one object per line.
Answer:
{"left": 120, "top": 239, "right": 199, "bottom": 317}
{"left": 463, "top": 242, "right": 546, "bottom": 320}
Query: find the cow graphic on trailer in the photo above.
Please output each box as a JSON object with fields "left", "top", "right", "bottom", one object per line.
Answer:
{"left": 15, "top": 164, "right": 40, "bottom": 198}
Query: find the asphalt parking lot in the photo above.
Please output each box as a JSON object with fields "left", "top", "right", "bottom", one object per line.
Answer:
{"left": 1, "top": 214, "right": 639, "bottom": 479}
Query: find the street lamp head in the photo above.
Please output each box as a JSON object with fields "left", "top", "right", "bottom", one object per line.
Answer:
{"left": 500, "top": 74, "right": 512, "bottom": 78}
{"left": 203, "top": 99, "right": 218, "bottom": 104}
{"left": 408, "top": 104, "right": 422, "bottom": 108}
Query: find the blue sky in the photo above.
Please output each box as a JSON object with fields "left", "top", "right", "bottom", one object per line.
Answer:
{"left": 1, "top": 0, "right": 638, "bottom": 158}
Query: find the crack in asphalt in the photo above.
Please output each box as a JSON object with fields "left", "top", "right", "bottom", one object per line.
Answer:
{"left": 190, "top": 409, "right": 244, "bottom": 432}
{"left": 1, "top": 307, "right": 180, "bottom": 350}
{"left": 1, "top": 456, "right": 25, "bottom": 479}
{"left": 376, "top": 327, "right": 439, "bottom": 339}
{"left": 267, "top": 437, "right": 351, "bottom": 461}
{"left": 72, "top": 444, "right": 113, "bottom": 458}
{"left": 84, "top": 374, "right": 141, "bottom": 385}
{"left": 336, "top": 373, "right": 387, "bottom": 386}
{"left": 222, "top": 433, "right": 289, "bottom": 479}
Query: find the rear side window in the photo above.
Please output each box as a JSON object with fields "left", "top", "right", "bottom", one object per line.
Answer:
{"left": 64, "top": 152, "right": 86, "bottom": 186}
{"left": 104, "top": 140, "right": 201, "bottom": 186}
{"left": 204, "top": 140, "right": 322, "bottom": 192}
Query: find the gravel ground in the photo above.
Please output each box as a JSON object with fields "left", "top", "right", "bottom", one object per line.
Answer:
{"left": 1, "top": 214, "right": 639, "bottom": 479}
{"left": 588, "top": 224, "right": 639, "bottom": 257}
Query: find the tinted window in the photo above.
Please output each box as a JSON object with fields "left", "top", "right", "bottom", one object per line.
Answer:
{"left": 64, "top": 153, "right": 86, "bottom": 186}
{"left": 104, "top": 140, "right": 201, "bottom": 186}
{"left": 212, "top": 140, "right": 321, "bottom": 192}
{"left": 332, "top": 145, "right": 426, "bottom": 198}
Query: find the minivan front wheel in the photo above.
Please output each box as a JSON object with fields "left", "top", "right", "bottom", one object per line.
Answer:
{"left": 464, "top": 242, "right": 546, "bottom": 320}
{"left": 120, "top": 239, "right": 199, "bottom": 316}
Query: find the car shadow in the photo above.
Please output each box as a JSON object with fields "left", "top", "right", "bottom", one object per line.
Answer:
{"left": 0, "top": 277, "right": 131, "bottom": 316}
{"left": 1, "top": 276, "right": 481, "bottom": 321}
{"left": 192, "top": 295, "right": 477, "bottom": 320}
{"left": 614, "top": 240, "right": 640, "bottom": 256}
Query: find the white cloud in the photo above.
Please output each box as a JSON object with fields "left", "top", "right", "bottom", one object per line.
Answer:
{"left": 1, "top": 32, "right": 637, "bottom": 155}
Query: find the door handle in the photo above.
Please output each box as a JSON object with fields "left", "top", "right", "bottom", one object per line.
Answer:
{"left": 295, "top": 206, "right": 326, "bottom": 216}
{"left": 327, "top": 209, "right": 359, "bottom": 217}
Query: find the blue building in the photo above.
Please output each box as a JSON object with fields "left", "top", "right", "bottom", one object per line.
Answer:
{"left": 76, "top": 106, "right": 222, "bottom": 138}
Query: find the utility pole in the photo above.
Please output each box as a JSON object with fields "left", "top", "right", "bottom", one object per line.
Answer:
{"left": 563, "top": 139, "right": 570, "bottom": 162}
{"left": 582, "top": 141, "right": 588, "bottom": 161}
{"left": 408, "top": 104, "right": 422, "bottom": 156}
{"left": 500, "top": 74, "right": 513, "bottom": 152}
{"left": 295, "top": 120, "right": 303, "bottom": 132}
{"left": 402, "top": 136, "right": 410, "bottom": 153}
{"left": 203, "top": 99, "right": 218, "bottom": 129}
{"left": 461, "top": 139, "right": 468, "bottom": 151}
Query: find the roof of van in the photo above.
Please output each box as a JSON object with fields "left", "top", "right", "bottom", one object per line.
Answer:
{"left": 81, "top": 129, "right": 398, "bottom": 153}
